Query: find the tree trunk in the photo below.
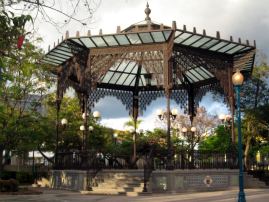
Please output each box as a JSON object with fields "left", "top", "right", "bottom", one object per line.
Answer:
{"left": 0, "top": 148, "right": 3, "bottom": 173}
{"left": 244, "top": 136, "right": 251, "bottom": 169}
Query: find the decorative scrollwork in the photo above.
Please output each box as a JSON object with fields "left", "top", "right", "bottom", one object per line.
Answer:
{"left": 88, "top": 88, "right": 133, "bottom": 113}
{"left": 139, "top": 90, "right": 165, "bottom": 114}
{"left": 171, "top": 89, "right": 188, "bottom": 110}
{"left": 194, "top": 82, "right": 224, "bottom": 110}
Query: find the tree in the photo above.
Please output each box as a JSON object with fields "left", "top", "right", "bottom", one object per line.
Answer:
{"left": 199, "top": 126, "right": 230, "bottom": 152}
{"left": 0, "top": 38, "right": 52, "bottom": 170}
{"left": 240, "top": 52, "right": 269, "bottom": 168}
{"left": 1, "top": 0, "right": 100, "bottom": 31}
{"left": 156, "top": 107, "right": 219, "bottom": 150}
{"left": 124, "top": 117, "right": 142, "bottom": 131}
{"left": 0, "top": 11, "right": 32, "bottom": 58}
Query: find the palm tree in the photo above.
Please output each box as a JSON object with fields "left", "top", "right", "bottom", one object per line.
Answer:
{"left": 124, "top": 117, "right": 142, "bottom": 131}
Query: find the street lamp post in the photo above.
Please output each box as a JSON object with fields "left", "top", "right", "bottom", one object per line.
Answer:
{"left": 81, "top": 111, "right": 100, "bottom": 151}
{"left": 219, "top": 114, "right": 234, "bottom": 167}
{"left": 113, "top": 133, "right": 118, "bottom": 145}
{"left": 128, "top": 127, "right": 136, "bottom": 163}
{"left": 55, "top": 118, "right": 67, "bottom": 166}
{"left": 157, "top": 108, "right": 178, "bottom": 170}
{"left": 232, "top": 69, "right": 246, "bottom": 202}
{"left": 182, "top": 126, "right": 196, "bottom": 168}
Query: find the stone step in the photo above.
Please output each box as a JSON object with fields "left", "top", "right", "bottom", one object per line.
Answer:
{"left": 245, "top": 174, "right": 268, "bottom": 188}
{"left": 95, "top": 181, "right": 143, "bottom": 187}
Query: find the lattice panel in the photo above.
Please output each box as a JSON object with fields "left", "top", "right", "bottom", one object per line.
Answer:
{"left": 139, "top": 89, "right": 188, "bottom": 114}
{"left": 194, "top": 82, "right": 224, "bottom": 109}
{"left": 171, "top": 89, "right": 188, "bottom": 110}
{"left": 88, "top": 88, "right": 133, "bottom": 113}
{"left": 139, "top": 90, "right": 165, "bottom": 114}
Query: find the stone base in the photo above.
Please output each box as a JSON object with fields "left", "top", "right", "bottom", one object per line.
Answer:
{"left": 50, "top": 169, "right": 239, "bottom": 193}
{"left": 150, "top": 169, "right": 239, "bottom": 193}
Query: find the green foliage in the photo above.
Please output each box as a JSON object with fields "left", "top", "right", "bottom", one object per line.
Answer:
{"left": 0, "top": 179, "right": 19, "bottom": 192}
{"left": 0, "top": 37, "right": 53, "bottom": 166}
{"left": 15, "top": 172, "right": 33, "bottom": 184}
{"left": 199, "top": 125, "right": 231, "bottom": 152}
{"left": 0, "top": 11, "right": 32, "bottom": 56}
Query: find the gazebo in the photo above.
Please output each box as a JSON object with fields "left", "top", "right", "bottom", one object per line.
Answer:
{"left": 42, "top": 3, "right": 256, "bottom": 193}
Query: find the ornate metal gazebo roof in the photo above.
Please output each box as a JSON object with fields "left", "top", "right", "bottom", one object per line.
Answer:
{"left": 42, "top": 3, "right": 256, "bottom": 121}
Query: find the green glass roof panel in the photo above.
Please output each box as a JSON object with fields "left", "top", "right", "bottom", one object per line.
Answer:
{"left": 103, "top": 35, "right": 119, "bottom": 46}
{"left": 226, "top": 45, "right": 245, "bottom": 54}
{"left": 185, "top": 71, "right": 199, "bottom": 82}
{"left": 124, "top": 61, "right": 137, "bottom": 73}
{"left": 185, "top": 73, "right": 195, "bottom": 83}
{"left": 174, "top": 30, "right": 183, "bottom": 38}
{"left": 56, "top": 46, "right": 72, "bottom": 54}
{"left": 116, "top": 61, "right": 129, "bottom": 72}
{"left": 42, "top": 59, "right": 59, "bottom": 66}
{"left": 182, "top": 35, "right": 202, "bottom": 46}
{"left": 188, "top": 69, "right": 204, "bottom": 81}
{"left": 116, "top": 73, "right": 129, "bottom": 85}
{"left": 163, "top": 30, "right": 172, "bottom": 40}
{"left": 200, "top": 67, "right": 214, "bottom": 77}
{"left": 209, "top": 41, "right": 229, "bottom": 51}
{"left": 109, "top": 62, "right": 119, "bottom": 71}
{"left": 46, "top": 55, "right": 66, "bottom": 62}
{"left": 191, "top": 37, "right": 211, "bottom": 47}
{"left": 109, "top": 72, "right": 122, "bottom": 84}
{"left": 174, "top": 33, "right": 192, "bottom": 44}
{"left": 131, "top": 64, "right": 139, "bottom": 73}
{"left": 71, "top": 38, "right": 84, "bottom": 46}
{"left": 91, "top": 36, "right": 107, "bottom": 47}
{"left": 129, "top": 76, "right": 136, "bottom": 86}
{"left": 102, "top": 71, "right": 114, "bottom": 83}
{"left": 151, "top": 31, "right": 165, "bottom": 42}
{"left": 127, "top": 33, "right": 142, "bottom": 44}
{"left": 218, "top": 43, "right": 237, "bottom": 53}
{"left": 139, "top": 79, "right": 143, "bottom": 86}
{"left": 139, "top": 32, "right": 153, "bottom": 43}
{"left": 140, "top": 76, "right": 146, "bottom": 86}
{"left": 43, "top": 57, "right": 62, "bottom": 65}
{"left": 49, "top": 52, "right": 70, "bottom": 60}
{"left": 200, "top": 39, "right": 219, "bottom": 49}
{"left": 123, "top": 74, "right": 135, "bottom": 86}
{"left": 140, "top": 67, "right": 147, "bottom": 74}
{"left": 80, "top": 38, "right": 96, "bottom": 48}
{"left": 51, "top": 49, "right": 73, "bottom": 56}
{"left": 115, "top": 35, "right": 130, "bottom": 45}
{"left": 194, "top": 67, "right": 211, "bottom": 79}
{"left": 237, "top": 46, "right": 252, "bottom": 52}
{"left": 56, "top": 47, "right": 73, "bottom": 55}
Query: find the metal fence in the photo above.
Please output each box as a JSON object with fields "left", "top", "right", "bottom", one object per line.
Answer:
{"left": 54, "top": 150, "right": 238, "bottom": 170}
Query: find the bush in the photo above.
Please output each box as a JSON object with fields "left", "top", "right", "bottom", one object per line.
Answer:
{"left": 0, "top": 179, "right": 19, "bottom": 192}
{"left": 0, "top": 171, "right": 16, "bottom": 180}
{"left": 16, "top": 172, "right": 33, "bottom": 184}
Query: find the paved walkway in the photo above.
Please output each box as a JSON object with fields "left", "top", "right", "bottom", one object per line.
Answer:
{"left": 0, "top": 188, "right": 269, "bottom": 202}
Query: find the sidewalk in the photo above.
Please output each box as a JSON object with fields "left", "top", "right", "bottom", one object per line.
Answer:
{"left": 0, "top": 188, "right": 268, "bottom": 202}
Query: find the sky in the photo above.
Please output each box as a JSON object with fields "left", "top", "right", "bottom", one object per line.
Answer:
{"left": 18, "top": 0, "right": 269, "bottom": 131}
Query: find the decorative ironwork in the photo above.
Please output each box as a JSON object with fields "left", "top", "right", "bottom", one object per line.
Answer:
{"left": 139, "top": 90, "right": 165, "bottom": 113}
{"left": 88, "top": 88, "right": 133, "bottom": 113}
{"left": 194, "top": 82, "right": 224, "bottom": 110}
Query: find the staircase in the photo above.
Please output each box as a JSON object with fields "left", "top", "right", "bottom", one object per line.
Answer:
{"left": 82, "top": 170, "right": 148, "bottom": 196}
{"left": 245, "top": 172, "right": 269, "bottom": 188}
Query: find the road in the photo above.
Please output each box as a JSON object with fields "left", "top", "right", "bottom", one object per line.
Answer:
{"left": 0, "top": 188, "right": 268, "bottom": 202}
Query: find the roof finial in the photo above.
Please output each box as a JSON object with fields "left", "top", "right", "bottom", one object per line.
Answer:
{"left": 145, "top": 2, "right": 151, "bottom": 22}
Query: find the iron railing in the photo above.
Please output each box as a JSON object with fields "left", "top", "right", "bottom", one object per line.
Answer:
{"left": 54, "top": 150, "right": 238, "bottom": 170}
